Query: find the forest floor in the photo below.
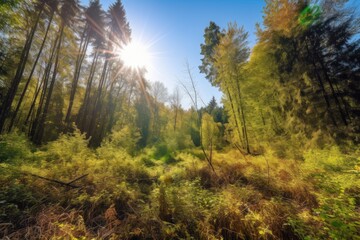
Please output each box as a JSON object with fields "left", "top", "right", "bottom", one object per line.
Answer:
{"left": 1, "top": 132, "right": 360, "bottom": 239}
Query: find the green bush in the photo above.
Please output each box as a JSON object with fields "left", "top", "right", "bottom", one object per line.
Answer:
{"left": 0, "top": 168, "right": 41, "bottom": 228}
{"left": 153, "top": 143, "right": 169, "bottom": 159}
{"left": 104, "top": 126, "right": 141, "bottom": 156}
{"left": 0, "top": 132, "right": 32, "bottom": 163}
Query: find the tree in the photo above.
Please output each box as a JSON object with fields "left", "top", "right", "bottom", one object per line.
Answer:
{"left": 64, "top": 0, "right": 105, "bottom": 128}
{"left": 135, "top": 87, "right": 151, "bottom": 148}
{"left": 149, "top": 81, "right": 168, "bottom": 141}
{"left": 169, "top": 87, "right": 182, "bottom": 131}
{"left": 259, "top": 0, "right": 360, "bottom": 143}
{"left": 87, "top": 0, "right": 131, "bottom": 147}
{"left": 212, "top": 23, "right": 251, "bottom": 153}
{"left": 205, "top": 96, "right": 217, "bottom": 115}
{"left": 31, "top": 0, "right": 80, "bottom": 144}
{"left": 76, "top": 1, "right": 106, "bottom": 133}
{"left": 8, "top": 0, "right": 59, "bottom": 132}
{"left": 201, "top": 112, "right": 220, "bottom": 165}
{"left": 0, "top": 0, "right": 47, "bottom": 133}
{"left": 181, "top": 62, "right": 215, "bottom": 171}
{"left": 199, "top": 21, "right": 223, "bottom": 85}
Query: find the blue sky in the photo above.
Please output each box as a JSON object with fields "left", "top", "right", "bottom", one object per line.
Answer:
{"left": 80, "top": 0, "right": 266, "bottom": 107}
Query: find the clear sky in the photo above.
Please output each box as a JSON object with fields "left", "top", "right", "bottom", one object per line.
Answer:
{"left": 80, "top": 0, "right": 266, "bottom": 108}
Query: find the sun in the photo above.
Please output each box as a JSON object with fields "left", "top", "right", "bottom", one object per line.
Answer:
{"left": 119, "top": 40, "right": 150, "bottom": 69}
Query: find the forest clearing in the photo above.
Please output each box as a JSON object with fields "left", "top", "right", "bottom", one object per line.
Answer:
{"left": 0, "top": 0, "right": 360, "bottom": 239}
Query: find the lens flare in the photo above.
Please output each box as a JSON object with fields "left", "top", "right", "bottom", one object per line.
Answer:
{"left": 299, "top": 5, "right": 321, "bottom": 27}
{"left": 119, "top": 41, "right": 150, "bottom": 69}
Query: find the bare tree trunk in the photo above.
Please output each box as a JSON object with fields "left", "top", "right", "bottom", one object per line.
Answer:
{"left": 181, "top": 62, "right": 215, "bottom": 172}
{"left": 88, "top": 55, "right": 110, "bottom": 146}
{"left": 76, "top": 50, "right": 99, "bottom": 131}
{"left": 65, "top": 29, "right": 90, "bottom": 127}
{"left": 173, "top": 106, "right": 178, "bottom": 131}
{"left": 24, "top": 69, "right": 44, "bottom": 129}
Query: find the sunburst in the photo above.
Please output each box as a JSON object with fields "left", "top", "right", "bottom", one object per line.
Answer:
{"left": 118, "top": 40, "right": 150, "bottom": 69}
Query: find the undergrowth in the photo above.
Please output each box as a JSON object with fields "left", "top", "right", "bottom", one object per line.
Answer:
{"left": 0, "top": 132, "right": 359, "bottom": 239}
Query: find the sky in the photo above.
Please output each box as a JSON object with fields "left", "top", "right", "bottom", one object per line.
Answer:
{"left": 80, "top": 0, "right": 266, "bottom": 108}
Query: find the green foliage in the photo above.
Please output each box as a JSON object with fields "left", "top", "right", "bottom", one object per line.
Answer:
{"left": 135, "top": 94, "right": 151, "bottom": 148}
{"left": 0, "top": 132, "right": 33, "bottom": 163}
{"left": 153, "top": 179, "right": 219, "bottom": 238}
{"left": 298, "top": 5, "right": 322, "bottom": 27}
{"left": 199, "top": 21, "right": 223, "bottom": 84}
{"left": 152, "top": 143, "right": 169, "bottom": 159}
{"left": 201, "top": 112, "right": 221, "bottom": 150}
{"left": 39, "top": 128, "right": 91, "bottom": 163}
{"left": 0, "top": 180, "right": 39, "bottom": 225}
{"left": 0, "top": 131, "right": 359, "bottom": 239}
{"left": 146, "top": 143, "right": 178, "bottom": 164}
{"left": 303, "top": 146, "right": 346, "bottom": 172}
{"left": 0, "top": 0, "right": 20, "bottom": 30}
{"left": 190, "top": 124, "right": 201, "bottom": 147}
{"left": 316, "top": 190, "right": 360, "bottom": 239}
{"left": 1, "top": 0, "right": 360, "bottom": 239}
{"left": 104, "top": 126, "right": 141, "bottom": 155}
{"left": 165, "top": 128, "right": 193, "bottom": 152}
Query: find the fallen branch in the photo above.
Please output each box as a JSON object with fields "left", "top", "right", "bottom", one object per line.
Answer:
{"left": 66, "top": 174, "right": 89, "bottom": 185}
{"left": 0, "top": 165, "right": 87, "bottom": 189}
{"left": 27, "top": 173, "right": 81, "bottom": 188}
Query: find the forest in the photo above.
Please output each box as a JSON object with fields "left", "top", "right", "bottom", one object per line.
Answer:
{"left": 0, "top": 0, "right": 359, "bottom": 239}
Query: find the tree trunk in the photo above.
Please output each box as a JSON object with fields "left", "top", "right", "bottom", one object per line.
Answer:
{"left": 225, "top": 86, "right": 243, "bottom": 149}
{"left": 77, "top": 50, "right": 99, "bottom": 131}
{"left": 65, "top": 29, "right": 90, "bottom": 127}
{"left": 0, "top": 5, "right": 44, "bottom": 132}
{"left": 315, "top": 50, "right": 348, "bottom": 125}
{"left": 33, "top": 24, "right": 64, "bottom": 144}
{"left": 29, "top": 34, "right": 59, "bottom": 140}
{"left": 8, "top": 11, "right": 55, "bottom": 132}
{"left": 24, "top": 69, "right": 44, "bottom": 129}
{"left": 87, "top": 56, "right": 110, "bottom": 145}
{"left": 304, "top": 38, "right": 338, "bottom": 127}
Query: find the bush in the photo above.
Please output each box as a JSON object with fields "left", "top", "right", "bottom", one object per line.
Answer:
{"left": 104, "top": 126, "right": 141, "bottom": 156}
{"left": 151, "top": 179, "right": 219, "bottom": 239}
{"left": 0, "top": 132, "right": 33, "bottom": 163}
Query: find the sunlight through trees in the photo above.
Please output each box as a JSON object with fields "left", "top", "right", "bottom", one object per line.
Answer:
{"left": 0, "top": 0, "right": 359, "bottom": 239}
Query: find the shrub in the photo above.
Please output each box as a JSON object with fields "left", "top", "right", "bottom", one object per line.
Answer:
{"left": 104, "top": 126, "right": 141, "bottom": 155}
{"left": 0, "top": 132, "right": 32, "bottom": 163}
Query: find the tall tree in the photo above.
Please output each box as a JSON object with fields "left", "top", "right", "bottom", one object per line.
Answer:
{"left": 212, "top": 23, "right": 251, "bottom": 153}
{"left": 149, "top": 81, "right": 168, "bottom": 141}
{"left": 32, "top": 0, "right": 80, "bottom": 144}
{"left": 251, "top": 0, "right": 360, "bottom": 149}
{"left": 87, "top": 0, "right": 131, "bottom": 147}
{"left": 64, "top": 0, "right": 105, "bottom": 128}
{"left": 76, "top": 5, "right": 105, "bottom": 133}
{"left": 0, "top": 0, "right": 47, "bottom": 132}
{"left": 8, "top": 0, "right": 59, "bottom": 132}
{"left": 199, "top": 21, "right": 224, "bottom": 85}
